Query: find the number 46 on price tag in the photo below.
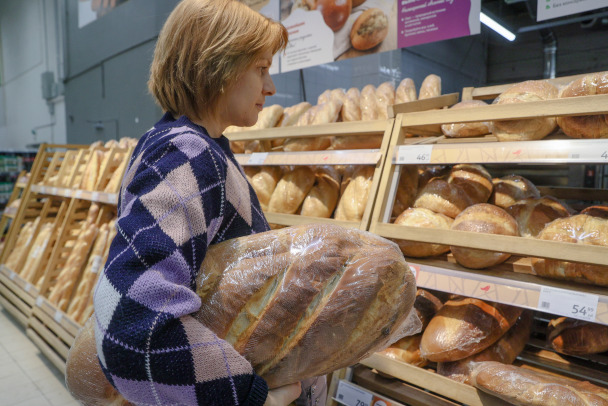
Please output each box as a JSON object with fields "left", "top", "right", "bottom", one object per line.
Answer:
{"left": 538, "top": 286, "right": 598, "bottom": 322}
{"left": 395, "top": 145, "right": 433, "bottom": 164}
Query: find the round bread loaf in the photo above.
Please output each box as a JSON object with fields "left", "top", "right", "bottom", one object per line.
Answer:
{"left": 418, "top": 165, "right": 450, "bottom": 189}
{"left": 448, "top": 164, "right": 493, "bottom": 204}
{"left": 420, "top": 298, "right": 523, "bottom": 362}
{"left": 413, "top": 289, "right": 444, "bottom": 330}
{"left": 394, "top": 208, "right": 453, "bottom": 257}
{"left": 492, "top": 80, "right": 559, "bottom": 141}
{"left": 441, "top": 100, "right": 491, "bottom": 138}
{"left": 580, "top": 205, "right": 608, "bottom": 219}
{"left": 506, "top": 196, "right": 571, "bottom": 237}
{"left": 556, "top": 71, "right": 608, "bottom": 139}
{"left": 380, "top": 334, "right": 427, "bottom": 367}
{"left": 414, "top": 179, "right": 474, "bottom": 219}
{"left": 489, "top": 175, "right": 540, "bottom": 208}
{"left": 392, "top": 165, "right": 419, "bottom": 218}
{"left": 450, "top": 204, "right": 519, "bottom": 269}
{"left": 548, "top": 317, "right": 608, "bottom": 355}
{"left": 350, "top": 8, "right": 389, "bottom": 50}
{"left": 532, "top": 214, "right": 608, "bottom": 286}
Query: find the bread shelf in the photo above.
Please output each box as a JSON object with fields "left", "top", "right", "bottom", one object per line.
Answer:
{"left": 0, "top": 264, "right": 39, "bottom": 327}
{"left": 226, "top": 119, "right": 390, "bottom": 141}
{"left": 235, "top": 149, "right": 383, "bottom": 167}
{"left": 359, "top": 353, "right": 509, "bottom": 406}
{"left": 402, "top": 257, "right": 608, "bottom": 325}
{"left": 30, "top": 184, "right": 119, "bottom": 205}
{"left": 393, "top": 138, "right": 608, "bottom": 165}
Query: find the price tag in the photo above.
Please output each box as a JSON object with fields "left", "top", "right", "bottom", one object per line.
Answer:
{"left": 569, "top": 149, "right": 608, "bottom": 162}
{"left": 9, "top": 271, "right": 16, "bottom": 280}
{"left": 335, "top": 381, "right": 373, "bottom": 406}
{"left": 36, "top": 297, "right": 44, "bottom": 307}
{"left": 396, "top": 145, "right": 433, "bottom": 164}
{"left": 110, "top": 194, "right": 118, "bottom": 204}
{"left": 538, "top": 286, "right": 598, "bottom": 322}
{"left": 248, "top": 152, "right": 268, "bottom": 165}
{"left": 51, "top": 187, "right": 58, "bottom": 195}
{"left": 40, "top": 186, "right": 47, "bottom": 194}
{"left": 25, "top": 283, "right": 32, "bottom": 292}
{"left": 63, "top": 189, "right": 72, "bottom": 197}
{"left": 91, "top": 192, "right": 100, "bottom": 201}
{"left": 54, "top": 311, "right": 63, "bottom": 324}
{"left": 75, "top": 190, "right": 83, "bottom": 199}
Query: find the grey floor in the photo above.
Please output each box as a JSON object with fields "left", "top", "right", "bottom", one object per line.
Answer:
{"left": 0, "top": 302, "right": 78, "bottom": 406}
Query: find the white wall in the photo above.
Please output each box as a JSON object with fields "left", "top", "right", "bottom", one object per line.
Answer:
{"left": 0, "top": 0, "right": 66, "bottom": 150}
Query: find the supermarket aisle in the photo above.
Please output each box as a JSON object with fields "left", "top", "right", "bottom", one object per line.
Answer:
{"left": 0, "top": 303, "right": 79, "bottom": 406}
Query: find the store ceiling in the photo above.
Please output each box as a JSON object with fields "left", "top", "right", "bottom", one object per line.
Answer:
{"left": 481, "top": 0, "right": 608, "bottom": 34}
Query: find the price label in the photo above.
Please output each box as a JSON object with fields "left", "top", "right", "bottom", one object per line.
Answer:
{"left": 538, "top": 286, "right": 598, "bottom": 322}
{"left": 109, "top": 194, "right": 119, "bottom": 204}
{"left": 335, "top": 381, "right": 373, "bottom": 406}
{"left": 75, "top": 190, "right": 83, "bottom": 199}
{"left": 569, "top": 149, "right": 608, "bottom": 162}
{"left": 25, "top": 283, "right": 32, "bottom": 292}
{"left": 51, "top": 187, "right": 58, "bottom": 195}
{"left": 9, "top": 271, "right": 16, "bottom": 280}
{"left": 36, "top": 297, "right": 44, "bottom": 307}
{"left": 91, "top": 192, "right": 100, "bottom": 201}
{"left": 248, "top": 152, "right": 268, "bottom": 165}
{"left": 396, "top": 145, "right": 433, "bottom": 164}
{"left": 63, "top": 189, "right": 72, "bottom": 197}
{"left": 54, "top": 311, "right": 63, "bottom": 324}
{"left": 40, "top": 186, "right": 47, "bottom": 194}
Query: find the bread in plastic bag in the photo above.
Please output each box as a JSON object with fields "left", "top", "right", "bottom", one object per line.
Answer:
{"left": 532, "top": 214, "right": 608, "bottom": 286}
{"left": 66, "top": 223, "right": 418, "bottom": 404}
{"left": 469, "top": 360, "right": 608, "bottom": 405}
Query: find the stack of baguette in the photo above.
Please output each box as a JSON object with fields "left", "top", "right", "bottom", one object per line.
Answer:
{"left": 227, "top": 74, "right": 444, "bottom": 154}
{"left": 40, "top": 137, "right": 137, "bottom": 193}
{"left": 248, "top": 164, "right": 375, "bottom": 222}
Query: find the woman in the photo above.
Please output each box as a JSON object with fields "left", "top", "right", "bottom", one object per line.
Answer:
{"left": 93, "top": 1, "right": 319, "bottom": 404}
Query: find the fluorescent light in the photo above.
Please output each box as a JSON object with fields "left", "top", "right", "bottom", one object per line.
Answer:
{"left": 480, "top": 12, "right": 516, "bottom": 41}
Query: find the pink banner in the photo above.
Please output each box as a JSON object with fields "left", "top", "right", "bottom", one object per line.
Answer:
{"left": 398, "top": 0, "right": 479, "bottom": 48}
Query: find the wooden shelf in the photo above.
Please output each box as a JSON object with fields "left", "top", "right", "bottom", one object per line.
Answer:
{"left": 402, "top": 256, "right": 608, "bottom": 325}
{"left": 393, "top": 138, "right": 608, "bottom": 165}
{"left": 359, "top": 353, "right": 510, "bottom": 406}
{"left": 235, "top": 149, "right": 382, "bottom": 167}
{"left": 30, "top": 185, "right": 118, "bottom": 205}
{"left": 226, "top": 119, "right": 390, "bottom": 142}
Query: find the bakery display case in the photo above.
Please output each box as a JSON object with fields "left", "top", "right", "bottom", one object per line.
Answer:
{"left": 335, "top": 74, "right": 608, "bottom": 406}
{"left": 0, "top": 141, "right": 131, "bottom": 373}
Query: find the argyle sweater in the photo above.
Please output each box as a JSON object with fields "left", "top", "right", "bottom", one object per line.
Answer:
{"left": 93, "top": 112, "right": 270, "bottom": 406}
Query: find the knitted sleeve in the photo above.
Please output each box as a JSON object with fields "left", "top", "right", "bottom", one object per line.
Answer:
{"left": 93, "top": 130, "right": 268, "bottom": 406}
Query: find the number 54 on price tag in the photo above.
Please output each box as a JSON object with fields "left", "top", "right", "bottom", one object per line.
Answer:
{"left": 538, "top": 286, "right": 599, "bottom": 322}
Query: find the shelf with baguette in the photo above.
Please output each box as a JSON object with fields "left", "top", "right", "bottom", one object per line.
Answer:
{"left": 227, "top": 118, "right": 397, "bottom": 231}
{"left": 28, "top": 198, "right": 117, "bottom": 366}
{"left": 29, "top": 184, "right": 119, "bottom": 205}
{"left": 0, "top": 196, "right": 67, "bottom": 327}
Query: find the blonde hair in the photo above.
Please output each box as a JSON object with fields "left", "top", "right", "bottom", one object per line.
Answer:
{"left": 148, "top": 0, "right": 288, "bottom": 121}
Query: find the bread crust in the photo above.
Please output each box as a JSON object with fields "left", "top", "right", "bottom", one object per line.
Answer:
{"left": 350, "top": 8, "right": 389, "bottom": 51}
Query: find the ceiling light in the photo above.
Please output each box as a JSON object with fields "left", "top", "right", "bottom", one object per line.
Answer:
{"left": 480, "top": 12, "right": 516, "bottom": 41}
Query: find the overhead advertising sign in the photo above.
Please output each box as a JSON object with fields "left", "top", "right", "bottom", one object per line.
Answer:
{"left": 249, "top": 0, "right": 481, "bottom": 73}
{"left": 398, "top": 0, "right": 481, "bottom": 48}
{"left": 279, "top": 0, "right": 398, "bottom": 73}
{"left": 537, "top": 0, "right": 608, "bottom": 21}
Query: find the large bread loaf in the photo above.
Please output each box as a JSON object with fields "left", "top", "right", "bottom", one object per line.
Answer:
{"left": 66, "top": 224, "right": 418, "bottom": 403}
{"left": 394, "top": 208, "right": 453, "bottom": 258}
{"left": 506, "top": 196, "right": 571, "bottom": 237}
{"left": 492, "top": 80, "right": 559, "bottom": 141}
{"left": 420, "top": 297, "right": 522, "bottom": 362}
{"left": 438, "top": 311, "right": 532, "bottom": 384}
{"left": 549, "top": 317, "right": 608, "bottom": 355}
{"left": 532, "top": 214, "right": 608, "bottom": 286}
{"left": 470, "top": 361, "right": 608, "bottom": 405}
{"left": 556, "top": 72, "right": 608, "bottom": 139}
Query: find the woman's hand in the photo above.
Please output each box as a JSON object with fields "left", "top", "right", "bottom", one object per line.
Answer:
{"left": 264, "top": 382, "right": 302, "bottom": 406}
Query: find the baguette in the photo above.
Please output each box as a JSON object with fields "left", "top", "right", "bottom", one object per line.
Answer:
{"left": 268, "top": 166, "right": 315, "bottom": 214}
{"left": 470, "top": 361, "right": 608, "bottom": 405}
{"left": 334, "top": 166, "right": 375, "bottom": 221}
